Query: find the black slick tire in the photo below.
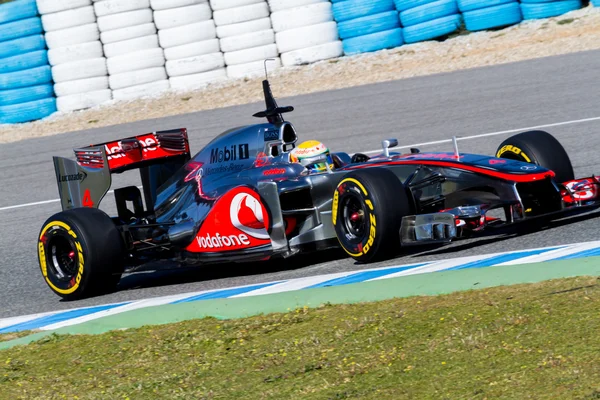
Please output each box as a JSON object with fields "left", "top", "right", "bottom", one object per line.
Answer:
{"left": 495, "top": 130, "right": 574, "bottom": 183}
{"left": 332, "top": 168, "right": 411, "bottom": 263}
{"left": 37, "top": 207, "right": 125, "bottom": 301}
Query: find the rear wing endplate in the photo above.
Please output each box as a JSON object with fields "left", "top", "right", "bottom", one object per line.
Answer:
{"left": 53, "top": 146, "right": 111, "bottom": 211}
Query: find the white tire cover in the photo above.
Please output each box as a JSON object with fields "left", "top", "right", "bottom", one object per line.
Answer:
{"left": 219, "top": 29, "right": 273, "bottom": 52}
{"left": 271, "top": 3, "right": 332, "bottom": 33}
{"left": 164, "top": 39, "right": 220, "bottom": 61}
{"left": 213, "top": 2, "right": 269, "bottom": 26}
{"left": 107, "top": 48, "right": 165, "bottom": 75}
{"left": 103, "top": 34, "right": 159, "bottom": 57}
{"left": 37, "top": 0, "right": 91, "bottom": 15}
{"left": 97, "top": 9, "right": 154, "bottom": 32}
{"left": 215, "top": 17, "right": 270, "bottom": 38}
{"left": 101, "top": 22, "right": 156, "bottom": 44}
{"left": 224, "top": 43, "right": 277, "bottom": 66}
{"left": 52, "top": 57, "right": 107, "bottom": 83}
{"left": 210, "top": 0, "right": 262, "bottom": 11}
{"left": 45, "top": 23, "right": 100, "bottom": 49}
{"left": 154, "top": 4, "right": 212, "bottom": 30}
{"left": 54, "top": 76, "right": 108, "bottom": 97}
{"left": 169, "top": 68, "right": 226, "bottom": 90}
{"left": 267, "top": 0, "right": 324, "bottom": 12}
{"left": 275, "top": 21, "right": 338, "bottom": 53}
{"left": 166, "top": 52, "right": 224, "bottom": 76}
{"left": 113, "top": 80, "right": 170, "bottom": 100}
{"left": 281, "top": 40, "right": 342, "bottom": 66}
{"left": 150, "top": 0, "right": 205, "bottom": 11}
{"left": 109, "top": 66, "right": 167, "bottom": 89}
{"left": 94, "top": 0, "right": 150, "bottom": 17}
{"left": 57, "top": 89, "right": 112, "bottom": 112}
{"left": 226, "top": 57, "right": 280, "bottom": 78}
{"left": 41, "top": 6, "right": 96, "bottom": 32}
{"left": 158, "top": 20, "right": 216, "bottom": 48}
{"left": 48, "top": 41, "right": 104, "bottom": 66}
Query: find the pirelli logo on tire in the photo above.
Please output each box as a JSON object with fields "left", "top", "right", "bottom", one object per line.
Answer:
{"left": 496, "top": 144, "right": 531, "bottom": 163}
{"left": 38, "top": 221, "right": 85, "bottom": 295}
{"left": 333, "top": 177, "right": 377, "bottom": 258}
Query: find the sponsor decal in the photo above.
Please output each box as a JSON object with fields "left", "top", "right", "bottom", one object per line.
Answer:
{"left": 489, "top": 159, "right": 506, "bottom": 165}
{"left": 58, "top": 171, "right": 87, "bottom": 183}
{"left": 183, "top": 161, "right": 204, "bottom": 182}
{"left": 82, "top": 189, "right": 94, "bottom": 207}
{"left": 210, "top": 144, "right": 250, "bottom": 164}
{"left": 202, "top": 163, "right": 245, "bottom": 176}
{"left": 565, "top": 180, "right": 596, "bottom": 200}
{"left": 362, "top": 213, "right": 377, "bottom": 254}
{"left": 186, "top": 186, "right": 271, "bottom": 253}
{"left": 332, "top": 190, "right": 339, "bottom": 222}
{"left": 255, "top": 152, "right": 270, "bottom": 167}
{"left": 496, "top": 145, "right": 531, "bottom": 163}
{"left": 230, "top": 191, "right": 270, "bottom": 239}
{"left": 106, "top": 137, "right": 157, "bottom": 160}
{"left": 520, "top": 165, "right": 537, "bottom": 171}
{"left": 101, "top": 133, "right": 185, "bottom": 171}
{"left": 264, "top": 130, "right": 279, "bottom": 141}
{"left": 195, "top": 232, "right": 250, "bottom": 249}
{"left": 262, "top": 168, "right": 287, "bottom": 176}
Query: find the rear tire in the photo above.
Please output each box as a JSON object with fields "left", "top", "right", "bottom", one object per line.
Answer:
{"left": 332, "top": 168, "right": 411, "bottom": 263}
{"left": 495, "top": 130, "right": 574, "bottom": 183}
{"left": 37, "top": 208, "right": 125, "bottom": 300}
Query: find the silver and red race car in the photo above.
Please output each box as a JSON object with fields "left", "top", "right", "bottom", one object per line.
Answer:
{"left": 38, "top": 78, "right": 600, "bottom": 300}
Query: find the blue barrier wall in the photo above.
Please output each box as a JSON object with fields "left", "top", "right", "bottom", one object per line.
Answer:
{"left": 0, "top": 0, "right": 588, "bottom": 125}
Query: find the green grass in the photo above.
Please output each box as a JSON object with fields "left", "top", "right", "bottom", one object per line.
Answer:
{"left": 2, "top": 276, "right": 600, "bottom": 399}
{"left": 0, "top": 331, "right": 32, "bottom": 343}
{"left": 0, "top": 0, "right": 15, "bottom": 4}
{"left": 557, "top": 18, "right": 575, "bottom": 25}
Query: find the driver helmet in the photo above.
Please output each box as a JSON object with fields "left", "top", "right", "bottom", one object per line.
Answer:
{"left": 290, "top": 140, "right": 334, "bottom": 172}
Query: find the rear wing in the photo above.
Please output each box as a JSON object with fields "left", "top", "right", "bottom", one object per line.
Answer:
{"left": 53, "top": 128, "right": 191, "bottom": 213}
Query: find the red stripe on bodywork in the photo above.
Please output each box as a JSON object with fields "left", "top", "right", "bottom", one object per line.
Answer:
{"left": 345, "top": 160, "right": 555, "bottom": 183}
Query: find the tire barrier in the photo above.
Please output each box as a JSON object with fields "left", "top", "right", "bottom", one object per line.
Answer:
{"left": 0, "top": 0, "right": 590, "bottom": 124}
{"left": 95, "top": 0, "right": 169, "bottom": 102}
{"left": 520, "top": 0, "right": 582, "bottom": 20}
{"left": 333, "top": 0, "right": 403, "bottom": 55}
{"left": 460, "top": 1, "right": 522, "bottom": 31}
{"left": 0, "top": 0, "right": 56, "bottom": 124}
{"left": 397, "top": 0, "right": 462, "bottom": 44}
{"left": 271, "top": 0, "right": 343, "bottom": 66}
{"left": 38, "top": 0, "right": 111, "bottom": 113}
{"left": 212, "top": 0, "right": 279, "bottom": 79}
{"left": 152, "top": 0, "right": 226, "bottom": 91}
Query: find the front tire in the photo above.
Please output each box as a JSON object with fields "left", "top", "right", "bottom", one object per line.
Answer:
{"left": 37, "top": 208, "right": 125, "bottom": 300}
{"left": 332, "top": 168, "right": 411, "bottom": 263}
{"left": 496, "top": 130, "right": 574, "bottom": 183}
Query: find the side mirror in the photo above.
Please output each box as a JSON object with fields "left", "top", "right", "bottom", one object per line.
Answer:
{"left": 382, "top": 138, "right": 399, "bottom": 157}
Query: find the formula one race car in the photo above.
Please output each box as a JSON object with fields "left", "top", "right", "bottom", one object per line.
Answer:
{"left": 38, "top": 78, "right": 600, "bottom": 300}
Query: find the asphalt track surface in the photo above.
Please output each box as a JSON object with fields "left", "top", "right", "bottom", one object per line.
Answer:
{"left": 2, "top": 49, "right": 600, "bottom": 319}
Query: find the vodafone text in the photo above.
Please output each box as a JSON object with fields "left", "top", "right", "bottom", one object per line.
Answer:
{"left": 106, "top": 137, "right": 157, "bottom": 160}
{"left": 196, "top": 232, "right": 250, "bottom": 249}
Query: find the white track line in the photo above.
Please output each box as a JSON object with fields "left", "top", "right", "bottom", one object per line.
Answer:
{"left": 2, "top": 115, "right": 599, "bottom": 212}
{"left": 362, "top": 115, "right": 600, "bottom": 154}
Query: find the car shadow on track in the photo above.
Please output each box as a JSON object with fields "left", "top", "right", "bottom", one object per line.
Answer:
{"left": 112, "top": 209, "right": 600, "bottom": 295}
{"left": 115, "top": 248, "right": 350, "bottom": 293}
